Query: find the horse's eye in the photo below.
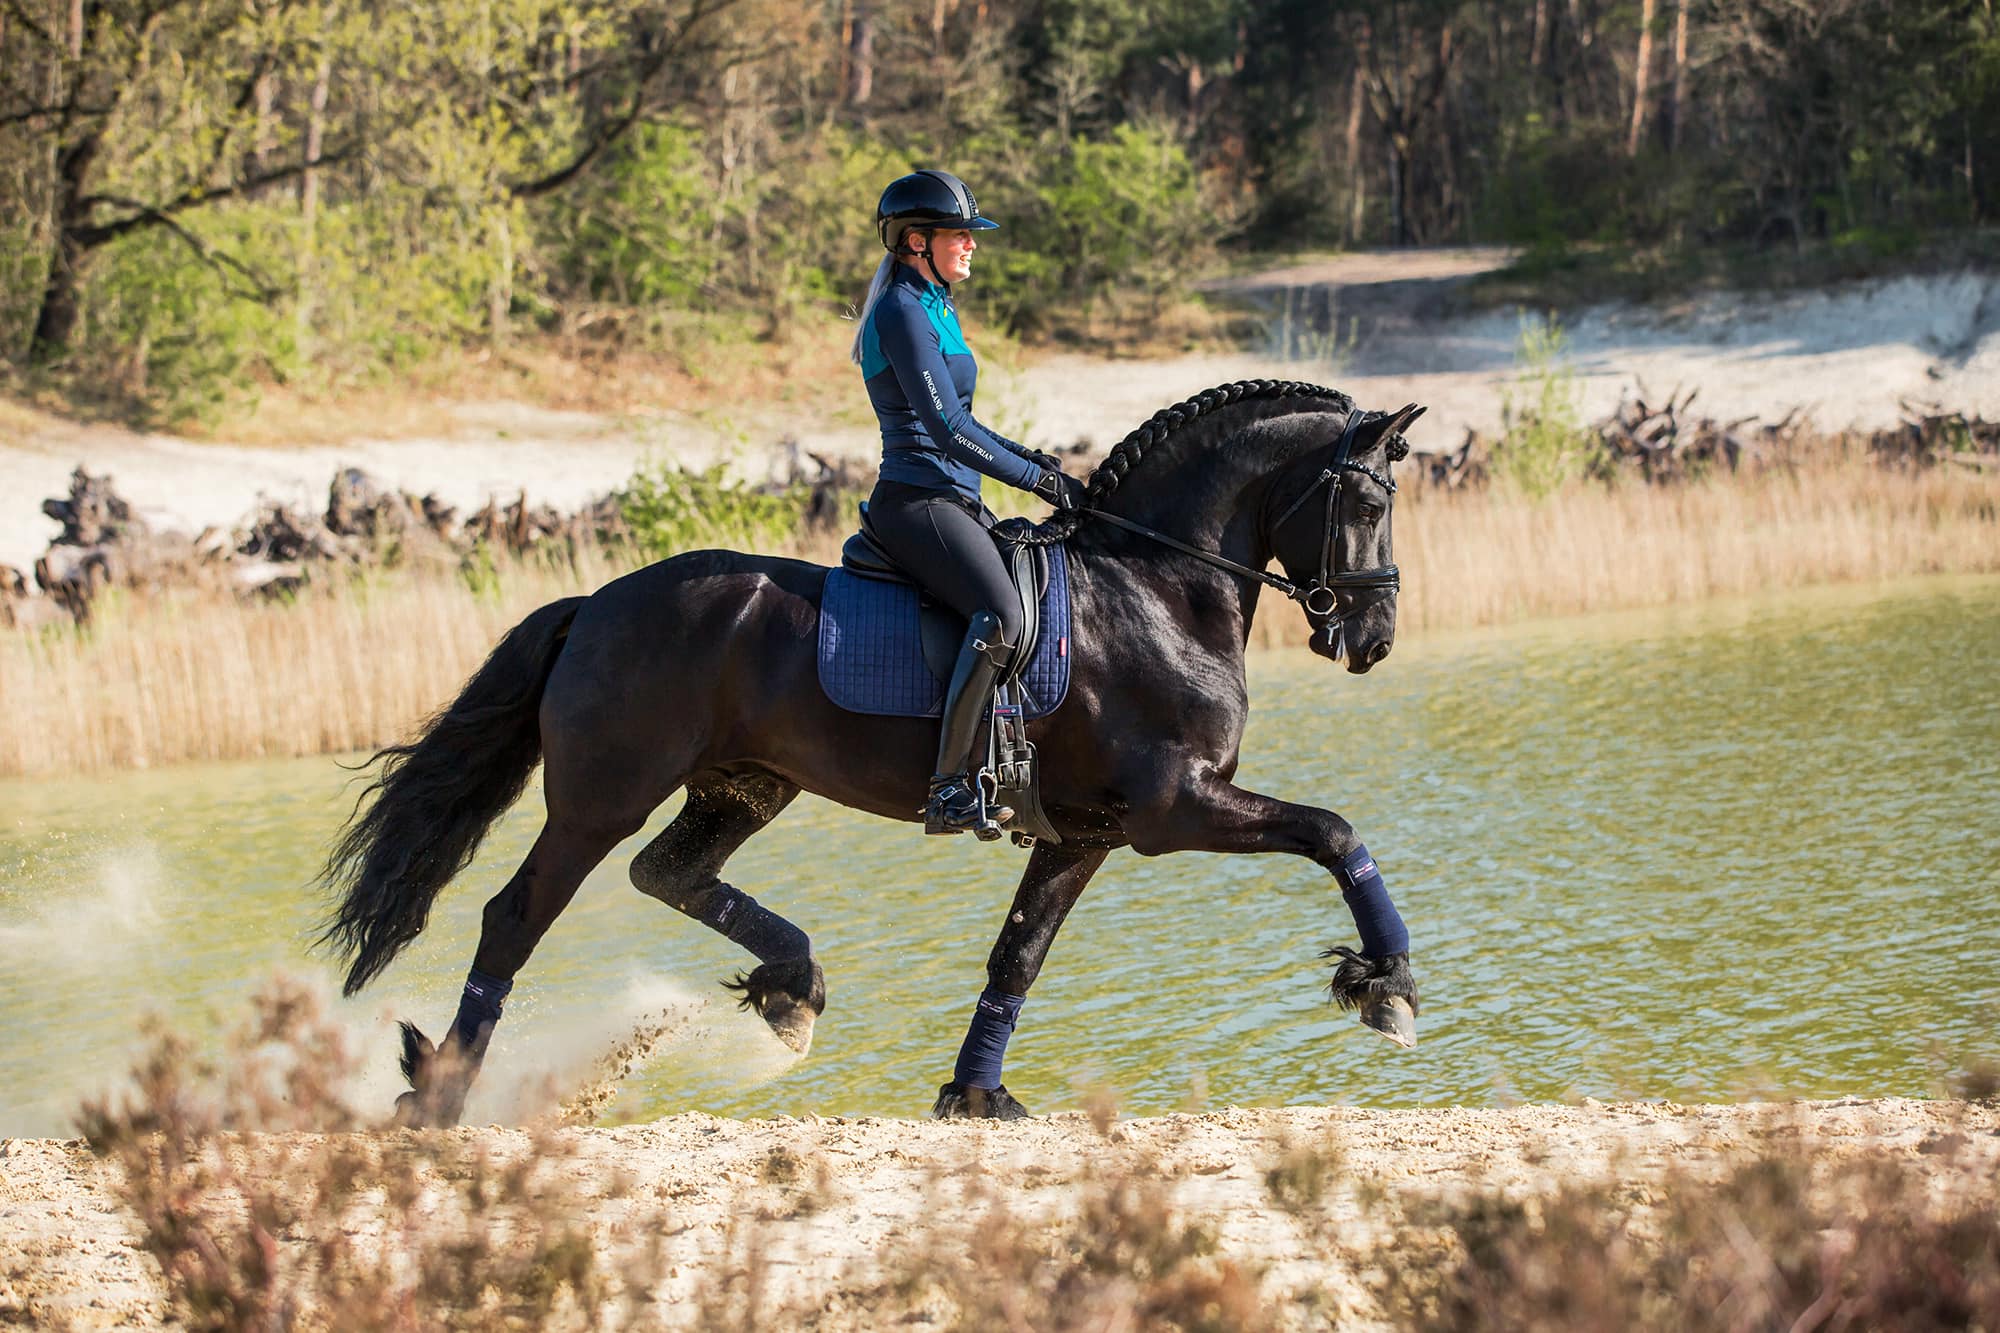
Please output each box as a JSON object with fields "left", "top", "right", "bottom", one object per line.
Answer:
{"left": 1359, "top": 504, "right": 1383, "bottom": 525}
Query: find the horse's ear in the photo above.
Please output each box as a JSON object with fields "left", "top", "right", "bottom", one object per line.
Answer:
{"left": 1360, "top": 403, "right": 1426, "bottom": 459}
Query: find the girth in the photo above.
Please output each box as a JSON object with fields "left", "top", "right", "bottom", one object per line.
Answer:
{"left": 840, "top": 503, "right": 1049, "bottom": 685}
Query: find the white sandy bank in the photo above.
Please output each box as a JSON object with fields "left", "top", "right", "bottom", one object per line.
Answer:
{"left": 4, "top": 261, "right": 1996, "bottom": 574}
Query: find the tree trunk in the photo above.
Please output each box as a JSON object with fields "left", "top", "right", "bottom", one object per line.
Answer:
{"left": 1388, "top": 136, "right": 1407, "bottom": 245}
{"left": 1667, "top": 0, "right": 1688, "bottom": 153}
{"left": 1345, "top": 57, "right": 1367, "bottom": 244}
{"left": 30, "top": 134, "right": 100, "bottom": 364}
{"left": 1531, "top": 0, "right": 1547, "bottom": 68}
{"left": 1627, "top": 0, "right": 1656, "bottom": 156}
{"left": 300, "top": 54, "right": 331, "bottom": 233}
{"left": 846, "top": 2, "right": 873, "bottom": 107}
{"left": 297, "top": 51, "right": 331, "bottom": 338}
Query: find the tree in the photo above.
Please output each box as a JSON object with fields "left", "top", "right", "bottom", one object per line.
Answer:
{"left": 0, "top": 0, "right": 745, "bottom": 366}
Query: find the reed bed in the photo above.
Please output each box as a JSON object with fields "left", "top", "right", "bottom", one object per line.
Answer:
{"left": 4, "top": 461, "right": 1995, "bottom": 778}
{"left": 1396, "top": 459, "right": 1998, "bottom": 631}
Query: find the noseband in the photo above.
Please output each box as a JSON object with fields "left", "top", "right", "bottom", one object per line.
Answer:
{"left": 1083, "top": 409, "right": 1400, "bottom": 652}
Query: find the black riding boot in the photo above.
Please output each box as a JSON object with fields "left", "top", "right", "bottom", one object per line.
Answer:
{"left": 926, "top": 610, "right": 1015, "bottom": 839}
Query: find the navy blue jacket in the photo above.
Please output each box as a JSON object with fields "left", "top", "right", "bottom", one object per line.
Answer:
{"left": 859, "top": 263, "right": 1042, "bottom": 504}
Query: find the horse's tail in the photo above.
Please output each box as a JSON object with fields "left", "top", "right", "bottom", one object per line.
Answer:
{"left": 317, "top": 596, "right": 586, "bottom": 996}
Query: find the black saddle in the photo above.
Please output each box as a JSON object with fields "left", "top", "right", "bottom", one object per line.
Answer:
{"left": 840, "top": 503, "right": 1050, "bottom": 686}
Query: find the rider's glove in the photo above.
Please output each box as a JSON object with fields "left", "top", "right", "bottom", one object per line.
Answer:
{"left": 1025, "top": 449, "right": 1068, "bottom": 474}
{"left": 1034, "top": 467, "right": 1086, "bottom": 512}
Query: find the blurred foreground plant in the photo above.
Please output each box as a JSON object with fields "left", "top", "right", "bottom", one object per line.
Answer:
{"left": 1368, "top": 1120, "right": 2000, "bottom": 1330}
{"left": 77, "top": 975, "right": 658, "bottom": 1332}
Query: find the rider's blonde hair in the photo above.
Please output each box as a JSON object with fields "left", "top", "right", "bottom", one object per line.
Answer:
{"left": 849, "top": 254, "right": 897, "bottom": 367}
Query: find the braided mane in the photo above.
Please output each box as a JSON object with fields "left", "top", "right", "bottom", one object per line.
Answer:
{"left": 1019, "top": 379, "right": 1394, "bottom": 545}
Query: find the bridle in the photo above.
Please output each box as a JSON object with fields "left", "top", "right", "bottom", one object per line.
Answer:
{"left": 1083, "top": 409, "right": 1401, "bottom": 653}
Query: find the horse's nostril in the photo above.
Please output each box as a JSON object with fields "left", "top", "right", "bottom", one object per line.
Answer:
{"left": 1367, "top": 641, "right": 1391, "bottom": 665}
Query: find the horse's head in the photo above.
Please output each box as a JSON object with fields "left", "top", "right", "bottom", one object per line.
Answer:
{"left": 1268, "top": 402, "right": 1424, "bottom": 673}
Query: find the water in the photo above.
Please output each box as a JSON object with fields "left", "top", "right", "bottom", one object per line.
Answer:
{"left": 2, "top": 576, "right": 1995, "bottom": 1135}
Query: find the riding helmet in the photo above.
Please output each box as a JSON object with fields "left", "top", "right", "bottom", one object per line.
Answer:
{"left": 876, "top": 170, "right": 1000, "bottom": 254}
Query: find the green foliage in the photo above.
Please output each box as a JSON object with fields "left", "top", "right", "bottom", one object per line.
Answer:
{"left": 1494, "top": 315, "right": 1595, "bottom": 500}
{"left": 81, "top": 211, "right": 299, "bottom": 424}
{"left": 974, "top": 122, "right": 1219, "bottom": 336}
{"left": 7, "top": 0, "right": 1999, "bottom": 423}
{"left": 548, "top": 121, "right": 722, "bottom": 310}
{"left": 616, "top": 462, "right": 824, "bottom": 558}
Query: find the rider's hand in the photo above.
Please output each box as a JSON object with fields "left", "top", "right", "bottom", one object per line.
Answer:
{"left": 1025, "top": 449, "right": 1068, "bottom": 474}
{"left": 1034, "top": 467, "right": 1087, "bottom": 512}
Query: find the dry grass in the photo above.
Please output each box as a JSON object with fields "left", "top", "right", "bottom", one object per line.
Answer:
{"left": 1370, "top": 1126, "right": 2000, "bottom": 1331}
{"left": 77, "top": 977, "right": 663, "bottom": 1332}
{"left": 3, "top": 459, "right": 1994, "bottom": 778}
{"left": 1250, "top": 458, "right": 2000, "bottom": 648}
{"left": 0, "top": 552, "right": 629, "bottom": 777}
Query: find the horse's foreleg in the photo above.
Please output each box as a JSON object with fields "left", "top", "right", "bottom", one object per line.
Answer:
{"left": 396, "top": 815, "right": 633, "bottom": 1127}
{"left": 1124, "top": 775, "right": 1419, "bottom": 1047}
{"left": 933, "top": 843, "right": 1108, "bottom": 1120}
{"left": 629, "top": 772, "right": 824, "bottom": 1053}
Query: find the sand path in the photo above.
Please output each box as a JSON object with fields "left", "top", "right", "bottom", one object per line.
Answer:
{"left": 3, "top": 1097, "right": 1994, "bottom": 1328}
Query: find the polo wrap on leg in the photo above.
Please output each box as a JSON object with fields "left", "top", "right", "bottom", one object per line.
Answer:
{"left": 690, "top": 882, "right": 812, "bottom": 964}
{"left": 952, "top": 990, "right": 1025, "bottom": 1090}
{"left": 1334, "top": 844, "right": 1409, "bottom": 959}
{"left": 453, "top": 967, "right": 513, "bottom": 1051}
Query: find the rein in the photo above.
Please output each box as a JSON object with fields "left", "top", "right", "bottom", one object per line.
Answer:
{"left": 1081, "top": 410, "right": 1400, "bottom": 651}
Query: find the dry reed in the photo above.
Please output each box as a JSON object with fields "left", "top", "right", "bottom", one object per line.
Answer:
{"left": 4, "top": 461, "right": 1995, "bottom": 778}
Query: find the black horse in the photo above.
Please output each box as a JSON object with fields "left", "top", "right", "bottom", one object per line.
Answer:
{"left": 319, "top": 380, "right": 1426, "bottom": 1126}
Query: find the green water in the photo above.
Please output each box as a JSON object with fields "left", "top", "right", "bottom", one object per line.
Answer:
{"left": 3, "top": 576, "right": 1996, "bottom": 1136}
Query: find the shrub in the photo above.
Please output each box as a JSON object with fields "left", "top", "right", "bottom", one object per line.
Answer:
{"left": 1492, "top": 313, "right": 1596, "bottom": 499}
{"left": 617, "top": 460, "right": 852, "bottom": 557}
{"left": 76, "top": 975, "right": 660, "bottom": 1332}
{"left": 971, "top": 121, "right": 1221, "bottom": 337}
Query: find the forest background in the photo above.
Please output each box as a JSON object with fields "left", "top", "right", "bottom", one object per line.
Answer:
{"left": 4, "top": 0, "right": 2000, "bottom": 426}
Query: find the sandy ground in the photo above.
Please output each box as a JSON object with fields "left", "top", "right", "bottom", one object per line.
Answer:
{"left": 3, "top": 1097, "right": 1994, "bottom": 1328}
{"left": 4, "top": 251, "right": 1998, "bottom": 573}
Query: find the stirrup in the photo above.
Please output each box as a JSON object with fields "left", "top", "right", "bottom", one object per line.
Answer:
{"left": 925, "top": 774, "right": 1012, "bottom": 840}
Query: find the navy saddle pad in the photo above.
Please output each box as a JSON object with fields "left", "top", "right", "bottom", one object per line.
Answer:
{"left": 817, "top": 546, "right": 1072, "bottom": 719}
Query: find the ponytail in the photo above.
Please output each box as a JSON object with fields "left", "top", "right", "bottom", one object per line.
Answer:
{"left": 849, "top": 254, "right": 897, "bottom": 367}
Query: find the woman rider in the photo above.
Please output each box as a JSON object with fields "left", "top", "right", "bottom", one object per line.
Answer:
{"left": 853, "top": 169, "right": 1086, "bottom": 838}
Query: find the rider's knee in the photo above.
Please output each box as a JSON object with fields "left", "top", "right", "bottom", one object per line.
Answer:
{"left": 987, "top": 603, "right": 1026, "bottom": 660}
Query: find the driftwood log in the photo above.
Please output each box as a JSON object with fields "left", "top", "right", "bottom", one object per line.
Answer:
{"left": 1406, "top": 396, "right": 1999, "bottom": 490}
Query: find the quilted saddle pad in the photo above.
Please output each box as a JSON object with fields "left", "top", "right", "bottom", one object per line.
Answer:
{"left": 817, "top": 545, "right": 1072, "bottom": 719}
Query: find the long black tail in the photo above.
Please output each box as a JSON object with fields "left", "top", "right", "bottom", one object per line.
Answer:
{"left": 317, "top": 596, "right": 585, "bottom": 996}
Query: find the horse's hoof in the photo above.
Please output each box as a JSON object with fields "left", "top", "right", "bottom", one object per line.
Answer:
{"left": 1359, "top": 994, "right": 1417, "bottom": 1048}
{"left": 931, "top": 1081, "right": 1031, "bottom": 1120}
{"left": 762, "top": 995, "right": 818, "bottom": 1054}
{"left": 724, "top": 958, "right": 826, "bottom": 1053}
{"left": 392, "top": 1087, "right": 463, "bottom": 1129}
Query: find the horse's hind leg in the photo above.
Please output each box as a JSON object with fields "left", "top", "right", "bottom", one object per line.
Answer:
{"left": 934, "top": 843, "right": 1109, "bottom": 1120}
{"left": 398, "top": 812, "right": 639, "bottom": 1127}
{"left": 629, "top": 770, "right": 825, "bottom": 1053}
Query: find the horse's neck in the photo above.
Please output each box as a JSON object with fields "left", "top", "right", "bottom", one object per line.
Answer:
{"left": 1095, "top": 408, "right": 1321, "bottom": 553}
{"left": 1076, "top": 410, "right": 1324, "bottom": 651}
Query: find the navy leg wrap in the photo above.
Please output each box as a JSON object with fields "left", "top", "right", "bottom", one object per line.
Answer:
{"left": 952, "top": 990, "right": 1025, "bottom": 1090}
{"left": 688, "top": 882, "right": 811, "bottom": 964}
{"left": 1334, "top": 844, "right": 1409, "bottom": 959}
{"left": 453, "top": 967, "right": 513, "bottom": 1050}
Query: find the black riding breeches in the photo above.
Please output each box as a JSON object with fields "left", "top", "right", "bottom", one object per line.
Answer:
{"left": 866, "top": 481, "right": 1025, "bottom": 654}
